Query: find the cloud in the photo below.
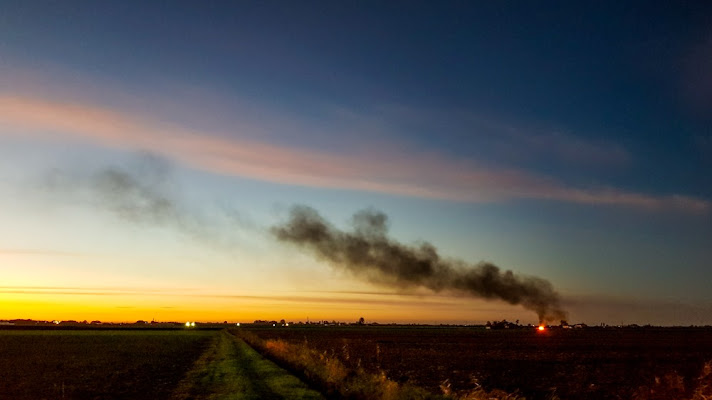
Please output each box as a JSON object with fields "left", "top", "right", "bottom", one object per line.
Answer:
{"left": 0, "top": 249, "right": 79, "bottom": 256}
{"left": 373, "top": 105, "right": 632, "bottom": 168}
{"left": 0, "top": 286, "right": 452, "bottom": 307}
{"left": 0, "top": 286, "right": 196, "bottom": 295}
{"left": 0, "top": 95, "right": 708, "bottom": 212}
{"left": 509, "top": 130, "right": 630, "bottom": 166}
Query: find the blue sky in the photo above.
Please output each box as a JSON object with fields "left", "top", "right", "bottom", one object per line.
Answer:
{"left": 0, "top": 1, "right": 711, "bottom": 325}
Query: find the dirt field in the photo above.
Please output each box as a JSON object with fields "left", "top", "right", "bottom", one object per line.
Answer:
{"left": 0, "top": 328, "right": 322, "bottom": 400}
{"left": 3, "top": 326, "right": 711, "bottom": 399}
{"left": 244, "top": 325, "right": 712, "bottom": 400}
{"left": 0, "top": 329, "right": 213, "bottom": 399}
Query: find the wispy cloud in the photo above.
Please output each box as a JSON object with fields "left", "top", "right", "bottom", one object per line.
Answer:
{"left": 0, "top": 95, "right": 708, "bottom": 212}
{"left": 368, "top": 104, "right": 632, "bottom": 168}
{"left": 505, "top": 130, "right": 630, "bottom": 167}
{"left": 0, "top": 286, "right": 196, "bottom": 295}
{"left": 0, "top": 286, "right": 453, "bottom": 307}
{"left": 0, "top": 249, "right": 80, "bottom": 256}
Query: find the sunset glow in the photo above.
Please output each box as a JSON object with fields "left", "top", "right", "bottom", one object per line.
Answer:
{"left": 1, "top": 2, "right": 711, "bottom": 326}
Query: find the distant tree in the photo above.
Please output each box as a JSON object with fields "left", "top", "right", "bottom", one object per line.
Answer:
{"left": 489, "top": 319, "right": 519, "bottom": 329}
{"left": 358, "top": 317, "right": 365, "bottom": 325}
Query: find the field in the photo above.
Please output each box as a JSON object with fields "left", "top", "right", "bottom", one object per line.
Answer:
{"left": 0, "top": 328, "right": 322, "bottom": 400}
{"left": 3, "top": 326, "right": 712, "bottom": 400}
{"left": 241, "top": 325, "right": 712, "bottom": 400}
{"left": 0, "top": 329, "right": 213, "bottom": 399}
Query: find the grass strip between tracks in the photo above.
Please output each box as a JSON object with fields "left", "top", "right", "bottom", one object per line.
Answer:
{"left": 173, "top": 330, "right": 324, "bottom": 400}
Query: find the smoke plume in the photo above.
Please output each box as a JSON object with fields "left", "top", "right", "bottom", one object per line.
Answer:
{"left": 43, "top": 154, "right": 247, "bottom": 249}
{"left": 273, "top": 205, "right": 567, "bottom": 322}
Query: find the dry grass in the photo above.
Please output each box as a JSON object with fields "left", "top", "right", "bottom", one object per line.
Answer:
{"left": 632, "top": 360, "right": 712, "bottom": 400}
{"left": 233, "top": 329, "right": 437, "bottom": 399}
{"left": 690, "top": 361, "right": 712, "bottom": 400}
{"left": 232, "top": 329, "right": 527, "bottom": 400}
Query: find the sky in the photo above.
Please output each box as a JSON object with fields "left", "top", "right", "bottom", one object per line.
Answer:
{"left": 0, "top": 1, "right": 711, "bottom": 325}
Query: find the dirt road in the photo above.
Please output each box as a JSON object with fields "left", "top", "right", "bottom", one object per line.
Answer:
{"left": 173, "top": 330, "right": 324, "bottom": 400}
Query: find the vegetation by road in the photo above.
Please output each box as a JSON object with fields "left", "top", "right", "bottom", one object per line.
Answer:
{"left": 241, "top": 325, "right": 712, "bottom": 400}
{"left": 232, "top": 328, "right": 447, "bottom": 400}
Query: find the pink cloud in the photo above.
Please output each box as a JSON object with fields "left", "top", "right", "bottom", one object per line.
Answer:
{"left": 0, "top": 95, "right": 708, "bottom": 212}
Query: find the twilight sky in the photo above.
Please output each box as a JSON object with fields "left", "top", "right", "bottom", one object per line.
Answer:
{"left": 1, "top": 1, "right": 711, "bottom": 325}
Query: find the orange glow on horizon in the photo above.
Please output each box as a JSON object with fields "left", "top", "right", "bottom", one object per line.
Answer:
{"left": 538, "top": 325, "right": 545, "bottom": 332}
{"left": 0, "top": 286, "right": 540, "bottom": 324}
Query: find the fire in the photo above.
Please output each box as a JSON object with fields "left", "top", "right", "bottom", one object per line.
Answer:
{"left": 537, "top": 325, "right": 545, "bottom": 332}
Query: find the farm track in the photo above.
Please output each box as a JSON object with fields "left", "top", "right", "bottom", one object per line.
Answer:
{"left": 174, "top": 330, "right": 324, "bottom": 400}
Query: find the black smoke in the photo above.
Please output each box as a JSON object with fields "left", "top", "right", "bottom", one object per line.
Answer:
{"left": 273, "top": 205, "right": 567, "bottom": 322}
{"left": 42, "top": 154, "right": 248, "bottom": 249}
{"left": 91, "top": 164, "right": 180, "bottom": 226}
